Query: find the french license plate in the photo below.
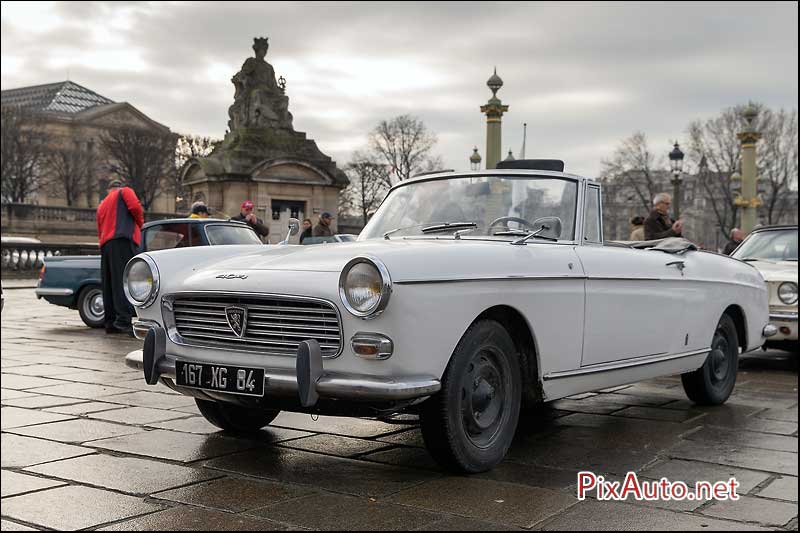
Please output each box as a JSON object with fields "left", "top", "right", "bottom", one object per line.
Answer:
{"left": 175, "top": 360, "right": 265, "bottom": 397}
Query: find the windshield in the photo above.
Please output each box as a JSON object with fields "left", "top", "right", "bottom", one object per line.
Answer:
{"left": 359, "top": 175, "right": 578, "bottom": 241}
{"left": 732, "top": 228, "right": 798, "bottom": 261}
{"left": 205, "top": 224, "right": 263, "bottom": 245}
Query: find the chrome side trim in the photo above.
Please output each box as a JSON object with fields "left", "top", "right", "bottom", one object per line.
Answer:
{"left": 162, "top": 291, "right": 344, "bottom": 359}
{"left": 543, "top": 348, "right": 711, "bottom": 381}
{"left": 124, "top": 349, "right": 440, "bottom": 401}
{"left": 133, "top": 319, "right": 160, "bottom": 341}
{"left": 34, "top": 288, "right": 74, "bottom": 296}
{"left": 770, "top": 311, "right": 798, "bottom": 322}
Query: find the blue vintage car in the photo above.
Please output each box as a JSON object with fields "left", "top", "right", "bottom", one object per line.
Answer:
{"left": 35, "top": 218, "right": 263, "bottom": 327}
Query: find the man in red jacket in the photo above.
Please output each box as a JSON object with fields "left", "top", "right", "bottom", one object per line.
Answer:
{"left": 96, "top": 179, "right": 144, "bottom": 334}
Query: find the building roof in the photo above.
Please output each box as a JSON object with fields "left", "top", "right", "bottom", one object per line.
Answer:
{"left": 1, "top": 81, "right": 115, "bottom": 114}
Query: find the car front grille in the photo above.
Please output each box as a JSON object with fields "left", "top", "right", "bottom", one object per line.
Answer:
{"left": 167, "top": 294, "right": 342, "bottom": 357}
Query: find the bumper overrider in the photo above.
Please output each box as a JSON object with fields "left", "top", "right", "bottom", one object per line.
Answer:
{"left": 125, "top": 324, "right": 441, "bottom": 405}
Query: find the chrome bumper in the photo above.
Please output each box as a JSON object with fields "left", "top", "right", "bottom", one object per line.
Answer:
{"left": 35, "top": 288, "right": 74, "bottom": 297}
{"left": 124, "top": 349, "right": 440, "bottom": 402}
{"left": 770, "top": 311, "right": 798, "bottom": 323}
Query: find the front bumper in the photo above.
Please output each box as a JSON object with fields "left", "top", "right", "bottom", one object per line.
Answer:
{"left": 768, "top": 310, "right": 798, "bottom": 341}
{"left": 124, "top": 348, "right": 440, "bottom": 403}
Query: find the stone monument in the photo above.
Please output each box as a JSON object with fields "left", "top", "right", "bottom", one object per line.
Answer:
{"left": 181, "top": 37, "right": 348, "bottom": 241}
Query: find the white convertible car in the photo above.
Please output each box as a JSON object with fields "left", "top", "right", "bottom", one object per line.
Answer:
{"left": 125, "top": 160, "right": 774, "bottom": 473}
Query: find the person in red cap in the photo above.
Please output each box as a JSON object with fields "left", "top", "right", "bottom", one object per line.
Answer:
{"left": 231, "top": 200, "right": 269, "bottom": 240}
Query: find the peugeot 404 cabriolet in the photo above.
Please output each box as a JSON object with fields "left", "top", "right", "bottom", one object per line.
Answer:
{"left": 124, "top": 160, "right": 774, "bottom": 472}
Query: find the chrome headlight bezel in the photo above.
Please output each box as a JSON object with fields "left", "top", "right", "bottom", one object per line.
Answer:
{"left": 123, "top": 255, "right": 160, "bottom": 308}
{"left": 778, "top": 281, "right": 798, "bottom": 305}
{"left": 338, "top": 255, "right": 392, "bottom": 319}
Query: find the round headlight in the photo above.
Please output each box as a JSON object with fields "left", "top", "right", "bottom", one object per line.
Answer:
{"left": 123, "top": 256, "right": 159, "bottom": 308}
{"left": 339, "top": 256, "right": 391, "bottom": 318}
{"left": 778, "top": 282, "right": 798, "bottom": 305}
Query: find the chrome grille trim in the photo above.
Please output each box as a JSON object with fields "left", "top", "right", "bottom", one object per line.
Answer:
{"left": 162, "top": 292, "right": 343, "bottom": 358}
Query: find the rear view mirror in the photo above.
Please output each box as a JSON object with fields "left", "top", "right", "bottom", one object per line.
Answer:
{"left": 280, "top": 218, "right": 300, "bottom": 245}
{"left": 531, "top": 216, "right": 563, "bottom": 240}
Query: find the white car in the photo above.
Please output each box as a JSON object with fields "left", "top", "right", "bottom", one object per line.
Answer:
{"left": 731, "top": 225, "right": 798, "bottom": 352}
{"left": 124, "top": 160, "right": 773, "bottom": 472}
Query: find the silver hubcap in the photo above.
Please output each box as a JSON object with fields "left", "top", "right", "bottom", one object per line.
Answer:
{"left": 85, "top": 290, "right": 104, "bottom": 320}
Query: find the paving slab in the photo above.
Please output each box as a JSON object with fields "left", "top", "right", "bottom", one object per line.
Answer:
{"left": 685, "top": 425, "right": 798, "bottom": 452}
{"left": 0, "top": 433, "right": 95, "bottom": 468}
{"left": 701, "top": 495, "right": 798, "bottom": 528}
{"left": 86, "top": 406, "right": 189, "bottom": 425}
{"left": 0, "top": 519, "right": 38, "bottom": 531}
{"left": 270, "top": 412, "right": 412, "bottom": 438}
{"left": 25, "top": 454, "right": 219, "bottom": 495}
{"left": 87, "top": 428, "right": 264, "bottom": 462}
{"left": 153, "top": 476, "right": 314, "bottom": 512}
{"left": 8, "top": 417, "right": 146, "bottom": 443}
{"left": 0, "top": 407, "right": 75, "bottom": 429}
{"left": 97, "top": 506, "right": 285, "bottom": 531}
{"left": 668, "top": 440, "right": 798, "bottom": 476}
{"left": 756, "top": 475, "right": 798, "bottom": 502}
{"left": 387, "top": 477, "right": 577, "bottom": 529}
{"left": 0, "top": 485, "right": 164, "bottom": 530}
{"left": 278, "top": 433, "right": 392, "bottom": 458}
{"left": 251, "top": 492, "right": 443, "bottom": 530}
{"left": 0, "top": 470, "right": 66, "bottom": 498}
{"left": 640, "top": 459, "right": 772, "bottom": 494}
{"left": 204, "top": 446, "right": 439, "bottom": 498}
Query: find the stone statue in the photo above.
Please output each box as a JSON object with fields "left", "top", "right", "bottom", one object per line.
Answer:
{"left": 227, "top": 37, "right": 294, "bottom": 131}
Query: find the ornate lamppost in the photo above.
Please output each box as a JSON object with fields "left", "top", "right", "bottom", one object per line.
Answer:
{"left": 470, "top": 147, "right": 482, "bottom": 171}
{"left": 668, "top": 141, "right": 685, "bottom": 219}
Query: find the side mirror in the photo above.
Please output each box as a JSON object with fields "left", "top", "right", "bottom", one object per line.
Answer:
{"left": 279, "top": 218, "right": 300, "bottom": 245}
{"left": 531, "top": 216, "right": 563, "bottom": 240}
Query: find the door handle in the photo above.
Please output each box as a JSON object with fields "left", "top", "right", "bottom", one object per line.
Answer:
{"left": 666, "top": 260, "right": 686, "bottom": 275}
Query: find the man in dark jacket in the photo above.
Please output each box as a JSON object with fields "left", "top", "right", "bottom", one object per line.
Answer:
{"left": 644, "top": 192, "right": 683, "bottom": 240}
{"left": 312, "top": 212, "right": 334, "bottom": 237}
{"left": 96, "top": 179, "right": 144, "bottom": 334}
{"left": 231, "top": 200, "right": 269, "bottom": 241}
{"left": 723, "top": 228, "right": 744, "bottom": 255}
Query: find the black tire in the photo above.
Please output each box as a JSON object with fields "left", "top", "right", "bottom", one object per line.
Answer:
{"left": 681, "top": 314, "right": 739, "bottom": 405}
{"left": 420, "top": 319, "right": 522, "bottom": 473}
{"left": 77, "top": 285, "right": 105, "bottom": 328}
{"left": 195, "top": 399, "right": 279, "bottom": 433}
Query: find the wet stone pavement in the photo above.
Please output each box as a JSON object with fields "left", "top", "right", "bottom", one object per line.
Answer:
{"left": 1, "top": 287, "right": 797, "bottom": 531}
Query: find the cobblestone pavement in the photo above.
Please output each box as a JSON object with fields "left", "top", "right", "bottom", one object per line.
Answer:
{"left": 1, "top": 288, "right": 797, "bottom": 531}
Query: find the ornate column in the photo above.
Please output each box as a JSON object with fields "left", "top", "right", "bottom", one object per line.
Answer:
{"left": 735, "top": 103, "right": 762, "bottom": 234}
{"left": 480, "top": 68, "right": 509, "bottom": 170}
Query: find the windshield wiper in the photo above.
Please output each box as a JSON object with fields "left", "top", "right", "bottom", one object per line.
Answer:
{"left": 421, "top": 222, "right": 477, "bottom": 234}
{"left": 508, "top": 224, "right": 558, "bottom": 245}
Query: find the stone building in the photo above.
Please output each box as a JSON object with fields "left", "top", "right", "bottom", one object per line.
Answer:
{"left": 180, "top": 38, "right": 348, "bottom": 242}
{"left": 1, "top": 81, "right": 175, "bottom": 212}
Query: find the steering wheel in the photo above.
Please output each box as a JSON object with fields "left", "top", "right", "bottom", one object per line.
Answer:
{"left": 488, "top": 216, "right": 535, "bottom": 230}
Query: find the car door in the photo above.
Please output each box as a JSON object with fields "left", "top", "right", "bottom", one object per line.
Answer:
{"left": 576, "top": 184, "right": 686, "bottom": 366}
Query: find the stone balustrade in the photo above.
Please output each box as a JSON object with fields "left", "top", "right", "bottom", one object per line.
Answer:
{"left": 1, "top": 242, "right": 100, "bottom": 279}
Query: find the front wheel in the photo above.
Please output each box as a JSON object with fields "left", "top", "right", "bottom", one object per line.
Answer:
{"left": 420, "top": 320, "right": 522, "bottom": 473}
{"left": 681, "top": 314, "right": 739, "bottom": 405}
{"left": 77, "top": 285, "right": 105, "bottom": 328}
{"left": 195, "top": 399, "right": 280, "bottom": 433}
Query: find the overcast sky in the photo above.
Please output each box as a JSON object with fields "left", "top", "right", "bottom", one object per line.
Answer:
{"left": 2, "top": 1, "right": 797, "bottom": 178}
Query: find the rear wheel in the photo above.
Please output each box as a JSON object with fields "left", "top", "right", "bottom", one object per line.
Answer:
{"left": 420, "top": 320, "right": 522, "bottom": 473}
{"left": 195, "top": 399, "right": 280, "bottom": 433}
{"left": 681, "top": 314, "right": 739, "bottom": 405}
{"left": 77, "top": 285, "right": 104, "bottom": 328}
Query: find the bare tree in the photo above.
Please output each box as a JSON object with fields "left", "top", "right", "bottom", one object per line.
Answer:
{"left": 600, "top": 131, "right": 663, "bottom": 213}
{"left": 44, "top": 141, "right": 96, "bottom": 207}
{"left": 369, "top": 114, "right": 440, "bottom": 184}
{"left": 687, "top": 102, "right": 797, "bottom": 235}
{"left": 759, "top": 108, "right": 798, "bottom": 224}
{"left": 100, "top": 126, "right": 176, "bottom": 211}
{"left": 1, "top": 106, "right": 51, "bottom": 204}
{"left": 173, "top": 134, "right": 218, "bottom": 210}
{"left": 340, "top": 152, "right": 390, "bottom": 225}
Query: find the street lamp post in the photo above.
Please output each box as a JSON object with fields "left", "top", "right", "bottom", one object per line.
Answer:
{"left": 668, "top": 141, "right": 685, "bottom": 220}
{"left": 470, "top": 147, "right": 482, "bottom": 171}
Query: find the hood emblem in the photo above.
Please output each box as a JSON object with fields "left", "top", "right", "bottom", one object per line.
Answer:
{"left": 217, "top": 274, "right": 248, "bottom": 279}
{"left": 225, "top": 306, "right": 247, "bottom": 337}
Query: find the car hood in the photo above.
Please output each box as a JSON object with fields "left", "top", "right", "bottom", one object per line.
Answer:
{"left": 146, "top": 238, "right": 570, "bottom": 282}
{"left": 745, "top": 260, "right": 798, "bottom": 282}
